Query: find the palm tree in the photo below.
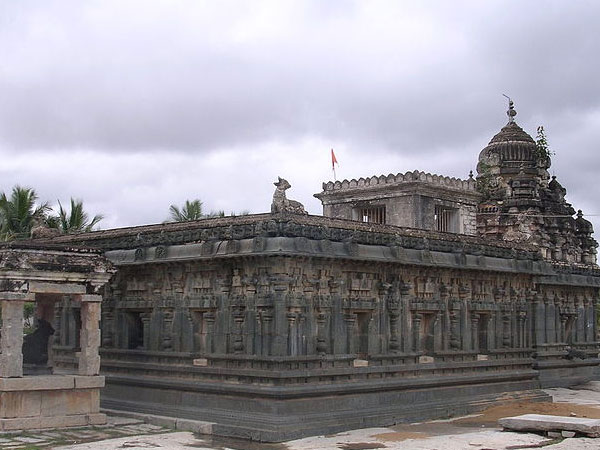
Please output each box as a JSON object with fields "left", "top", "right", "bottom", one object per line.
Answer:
{"left": 168, "top": 199, "right": 204, "bottom": 222}
{"left": 0, "top": 186, "right": 50, "bottom": 241}
{"left": 49, "top": 198, "right": 104, "bottom": 234}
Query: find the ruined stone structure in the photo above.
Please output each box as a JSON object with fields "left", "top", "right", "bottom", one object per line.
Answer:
{"left": 0, "top": 243, "right": 113, "bottom": 431}
{"left": 9, "top": 103, "right": 599, "bottom": 441}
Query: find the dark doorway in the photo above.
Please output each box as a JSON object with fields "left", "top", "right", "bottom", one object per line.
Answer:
{"left": 478, "top": 314, "right": 490, "bottom": 352}
{"left": 126, "top": 312, "right": 144, "bottom": 349}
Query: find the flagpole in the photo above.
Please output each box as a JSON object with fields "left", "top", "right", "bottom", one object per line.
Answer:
{"left": 331, "top": 148, "right": 338, "bottom": 181}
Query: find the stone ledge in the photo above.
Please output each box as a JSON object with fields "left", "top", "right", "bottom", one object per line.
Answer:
{"left": 0, "top": 375, "right": 104, "bottom": 391}
{"left": 0, "top": 413, "right": 106, "bottom": 431}
{"left": 499, "top": 414, "right": 600, "bottom": 437}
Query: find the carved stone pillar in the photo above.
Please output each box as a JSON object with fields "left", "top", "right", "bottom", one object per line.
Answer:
{"left": 449, "top": 311, "right": 460, "bottom": 350}
{"left": 413, "top": 313, "right": 422, "bottom": 353}
{"left": 344, "top": 313, "right": 357, "bottom": 354}
{"left": 316, "top": 310, "right": 328, "bottom": 355}
{"left": 287, "top": 311, "right": 298, "bottom": 356}
{"left": 471, "top": 313, "right": 480, "bottom": 352}
{"left": 0, "top": 293, "right": 33, "bottom": 377}
{"left": 205, "top": 312, "right": 216, "bottom": 354}
{"left": 78, "top": 295, "right": 102, "bottom": 376}
{"left": 140, "top": 312, "right": 151, "bottom": 350}
{"left": 559, "top": 314, "right": 568, "bottom": 344}
{"left": 161, "top": 308, "right": 174, "bottom": 351}
{"left": 388, "top": 310, "right": 400, "bottom": 353}
{"left": 518, "top": 312, "right": 527, "bottom": 348}
{"left": 232, "top": 308, "right": 245, "bottom": 354}
{"left": 502, "top": 312, "right": 511, "bottom": 348}
{"left": 261, "top": 311, "right": 273, "bottom": 356}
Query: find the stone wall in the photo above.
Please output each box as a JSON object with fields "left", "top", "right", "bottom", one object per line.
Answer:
{"left": 45, "top": 214, "right": 600, "bottom": 440}
{"left": 315, "top": 171, "right": 480, "bottom": 235}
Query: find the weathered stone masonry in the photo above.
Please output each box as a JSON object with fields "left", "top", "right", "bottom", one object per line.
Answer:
{"left": 46, "top": 213, "right": 600, "bottom": 441}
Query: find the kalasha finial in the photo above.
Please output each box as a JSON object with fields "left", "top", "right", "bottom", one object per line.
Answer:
{"left": 503, "top": 94, "right": 516, "bottom": 123}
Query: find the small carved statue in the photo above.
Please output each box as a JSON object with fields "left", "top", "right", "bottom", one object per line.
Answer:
{"left": 30, "top": 216, "right": 60, "bottom": 239}
{"left": 23, "top": 318, "right": 55, "bottom": 365}
{"left": 271, "top": 177, "right": 308, "bottom": 215}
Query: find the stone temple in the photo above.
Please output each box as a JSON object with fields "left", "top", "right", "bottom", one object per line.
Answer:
{"left": 0, "top": 103, "right": 598, "bottom": 441}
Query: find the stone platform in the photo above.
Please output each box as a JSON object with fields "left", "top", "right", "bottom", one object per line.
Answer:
{"left": 0, "top": 375, "right": 106, "bottom": 431}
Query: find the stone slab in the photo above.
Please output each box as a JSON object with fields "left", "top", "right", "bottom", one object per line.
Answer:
{"left": 74, "top": 375, "right": 105, "bottom": 389}
{"left": 0, "top": 293, "right": 35, "bottom": 302}
{"left": 499, "top": 414, "right": 600, "bottom": 437}
{"left": 28, "top": 281, "right": 86, "bottom": 294}
{"left": 0, "top": 375, "right": 75, "bottom": 391}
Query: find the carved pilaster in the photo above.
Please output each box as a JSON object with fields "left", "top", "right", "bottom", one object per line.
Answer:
{"left": 471, "top": 313, "right": 480, "bottom": 352}
{"left": 449, "top": 311, "right": 460, "bottom": 350}
{"left": 413, "top": 313, "right": 422, "bottom": 353}
{"left": 344, "top": 313, "right": 357, "bottom": 354}
{"left": 161, "top": 308, "right": 174, "bottom": 351}
{"left": 232, "top": 308, "right": 245, "bottom": 354}
{"left": 316, "top": 310, "right": 329, "bottom": 355}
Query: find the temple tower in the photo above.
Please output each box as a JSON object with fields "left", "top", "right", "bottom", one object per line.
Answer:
{"left": 476, "top": 101, "right": 597, "bottom": 264}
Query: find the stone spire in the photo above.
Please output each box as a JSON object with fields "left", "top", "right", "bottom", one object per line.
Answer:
{"left": 475, "top": 104, "right": 597, "bottom": 265}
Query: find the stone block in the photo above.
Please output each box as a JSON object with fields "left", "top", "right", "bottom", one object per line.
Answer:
{"left": 0, "top": 375, "right": 75, "bottom": 391}
{"left": 28, "top": 281, "right": 86, "bottom": 294}
{"left": 562, "top": 430, "right": 576, "bottom": 438}
{"left": 74, "top": 375, "right": 105, "bottom": 389}
{"left": 87, "top": 413, "right": 107, "bottom": 425}
{"left": 40, "top": 390, "right": 93, "bottom": 417}
{"left": 0, "top": 391, "right": 41, "bottom": 418}
{"left": 419, "top": 356, "right": 434, "bottom": 364}
{"left": 0, "top": 416, "right": 41, "bottom": 430}
{"left": 353, "top": 359, "right": 368, "bottom": 367}
{"left": 175, "top": 418, "right": 214, "bottom": 434}
{"left": 477, "top": 354, "right": 489, "bottom": 361}
{"left": 145, "top": 414, "right": 177, "bottom": 428}
{"left": 193, "top": 358, "right": 208, "bottom": 366}
{"left": 38, "top": 414, "right": 88, "bottom": 429}
{"left": 499, "top": 414, "right": 600, "bottom": 437}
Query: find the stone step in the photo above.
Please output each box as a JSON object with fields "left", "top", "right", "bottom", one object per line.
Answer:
{"left": 499, "top": 414, "right": 600, "bottom": 437}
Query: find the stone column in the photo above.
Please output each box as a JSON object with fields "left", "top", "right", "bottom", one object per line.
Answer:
{"left": 388, "top": 310, "right": 400, "bottom": 353}
{"left": 344, "top": 313, "right": 357, "bottom": 354}
{"left": 316, "top": 310, "right": 329, "bottom": 355}
{"left": 204, "top": 312, "right": 216, "bottom": 354}
{"left": 449, "top": 311, "right": 460, "bottom": 350}
{"left": 502, "top": 312, "right": 511, "bottom": 348}
{"left": 0, "top": 293, "right": 34, "bottom": 378}
{"left": 412, "top": 313, "right": 422, "bottom": 353}
{"left": 140, "top": 312, "right": 151, "bottom": 350}
{"left": 77, "top": 295, "right": 102, "bottom": 376}
{"left": 232, "top": 308, "right": 245, "bottom": 354}
{"left": 471, "top": 313, "right": 480, "bottom": 352}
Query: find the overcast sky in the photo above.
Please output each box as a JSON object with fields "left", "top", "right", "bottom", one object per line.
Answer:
{"left": 1, "top": 0, "right": 600, "bottom": 232}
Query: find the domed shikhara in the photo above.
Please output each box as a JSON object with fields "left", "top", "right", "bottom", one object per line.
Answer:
{"left": 479, "top": 121, "right": 538, "bottom": 165}
{"left": 476, "top": 103, "right": 597, "bottom": 265}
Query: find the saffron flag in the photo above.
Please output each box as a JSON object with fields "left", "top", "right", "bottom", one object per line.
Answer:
{"left": 331, "top": 149, "right": 338, "bottom": 169}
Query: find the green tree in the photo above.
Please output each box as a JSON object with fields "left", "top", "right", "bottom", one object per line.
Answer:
{"left": 168, "top": 199, "right": 204, "bottom": 222}
{"left": 0, "top": 186, "right": 50, "bottom": 241}
{"left": 48, "top": 198, "right": 104, "bottom": 234}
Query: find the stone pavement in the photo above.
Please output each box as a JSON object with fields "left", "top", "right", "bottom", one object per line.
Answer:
{"left": 3, "top": 384, "right": 600, "bottom": 449}
{"left": 0, "top": 416, "right": 168, "bottom": 449}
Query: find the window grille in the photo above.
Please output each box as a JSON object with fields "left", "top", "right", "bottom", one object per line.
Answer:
{"left": 435, "top": 206, "right": 458, "bottom": 233}
{"left": 359, "top": 206, "right": 386, "bottom": 224}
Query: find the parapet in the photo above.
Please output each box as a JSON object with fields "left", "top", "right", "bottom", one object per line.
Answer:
{"left": 319, "top": 170, "right": 477, "bottom": 194}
